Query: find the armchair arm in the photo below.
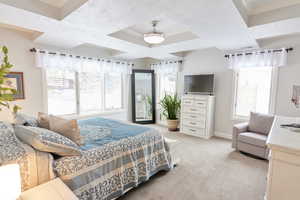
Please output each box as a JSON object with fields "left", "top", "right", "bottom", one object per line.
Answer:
{"left": 232, "top": 122, "right": 248, "bottom": 149}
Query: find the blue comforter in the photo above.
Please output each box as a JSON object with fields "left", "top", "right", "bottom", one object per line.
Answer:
{"left": 78, "top": 117, "right": 151, "bottom": 150}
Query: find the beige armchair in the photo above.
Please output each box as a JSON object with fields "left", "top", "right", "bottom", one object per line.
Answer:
{"left": 232, "top": 112, "right": 274, "bottom": 159}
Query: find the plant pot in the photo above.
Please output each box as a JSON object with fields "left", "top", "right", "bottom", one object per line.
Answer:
{"left": 167, "top": 119, "right": 179, "bottom": 131}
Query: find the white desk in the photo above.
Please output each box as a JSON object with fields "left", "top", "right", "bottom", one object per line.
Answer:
{"left": 265, "top": 116, "right": 300, "bottom": 200}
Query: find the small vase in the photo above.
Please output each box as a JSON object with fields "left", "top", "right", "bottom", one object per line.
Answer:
{"left": 167, "top": 119, "right": 179, "bottom": 131}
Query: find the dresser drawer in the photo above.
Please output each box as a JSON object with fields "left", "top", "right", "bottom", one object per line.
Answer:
{"left": 183, "top": 119, "right": 206, "bottom": 128}
{"left": 194, "top": 100, "right": 207, "bottom": 108}
{"left": 181, "top": 126, "right": 206, "bottom": 137}
{"left": 182, "top": 106, "right": 206, "bottom": 114}
{"left": 182, "top": 113, "right": 203, "bottom": 120}
{"left": 182, "top": 98, "right": 194, "bottom": 106}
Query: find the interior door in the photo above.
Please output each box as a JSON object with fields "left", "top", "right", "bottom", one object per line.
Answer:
{"left": 131, "top": 69, "right": 155, "bottom": 124}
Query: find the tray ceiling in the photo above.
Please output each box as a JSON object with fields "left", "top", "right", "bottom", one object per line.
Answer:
{"left": 0, "top": 0, "right": 299, "bottom": 59}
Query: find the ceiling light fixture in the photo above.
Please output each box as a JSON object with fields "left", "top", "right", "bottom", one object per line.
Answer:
{"left": 144, "top": 20, "right": 165, "bottom": 44}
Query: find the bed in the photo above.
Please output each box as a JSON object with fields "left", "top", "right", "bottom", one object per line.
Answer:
{"left": 0, "top": 117, "right": 173, "bottom": 200}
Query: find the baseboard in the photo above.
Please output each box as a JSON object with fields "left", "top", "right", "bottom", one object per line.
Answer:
{"left": 214, "top": 131, "right": 232, "bottom": 140}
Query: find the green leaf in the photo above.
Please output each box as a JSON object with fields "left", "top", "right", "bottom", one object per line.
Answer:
{"left": 2, "top": 46, "right": 8, "bottom": 54}
{"left": 159, "top": 93, "right": 181, "bottom": 120}
{"left": 0, "top": 45, "right": 20, "bottom": 114}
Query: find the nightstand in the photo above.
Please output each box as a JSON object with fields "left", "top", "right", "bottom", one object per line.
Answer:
{"left": 19, "top": 178, "right": 78, "bottom": 200}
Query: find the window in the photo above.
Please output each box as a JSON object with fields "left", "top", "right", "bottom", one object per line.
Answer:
{"left": 47, "top": 69, "right": 77, "bottom": 115}
{"left": 233, "top": 67, "right": 274, "bottom": 118}
{"left": 46, "top": 70, "right": 124, "bottom": 115}
{"left": 159, "top": 73, "right": 177, "bottom": 99}
{"left": 104, "top": 74, "right": 123, "bottom": 110}
{"left": 79, "top": 72, "right": 103, "bottom": 114}
{"left": 158, "top": 73, "right": 177, "bottom": 122}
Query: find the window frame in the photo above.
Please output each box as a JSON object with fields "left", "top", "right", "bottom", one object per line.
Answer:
{"left": 231, "top": 67, "right": 278, "bottom": 121}
{"left": 43, "top": 69, "right": 125, "bottom": 117}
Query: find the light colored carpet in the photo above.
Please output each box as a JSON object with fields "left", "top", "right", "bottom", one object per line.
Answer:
{"left": 119, "top": 126, "right": 268, "bottom": 200}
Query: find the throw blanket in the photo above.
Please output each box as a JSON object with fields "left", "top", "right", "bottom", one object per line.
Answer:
{"left": 19, "top": 144, "right": 55, "bottom": 191}
{"left": 54, "top": 118, "right": 173, "bottom": 200}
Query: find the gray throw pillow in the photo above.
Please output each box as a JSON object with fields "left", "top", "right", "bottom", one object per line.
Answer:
{"left": 14, "top": 126, "right": 81, "bottom": 156}
{"left": 15, "top": 113, "right": 38, "bottom": 127}
{"left": 248, "top": 112, "right": 275, "bottom": 135}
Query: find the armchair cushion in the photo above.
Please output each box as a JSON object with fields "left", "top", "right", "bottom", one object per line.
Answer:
{"left": 248, "top": 112, "right": 274, "bottom": 135}
{"left": 233, "top": 122, "right": 248, "bottom": 133}
{"left": 238, "top": 132, "right": 267, "bottom": 148}
{"left": 232, "top": 122, "right": 248, "bottom": 149}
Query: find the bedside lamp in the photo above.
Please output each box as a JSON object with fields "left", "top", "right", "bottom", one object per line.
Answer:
{"left": 0, "top": 164, "right": 21, "bottom": 200}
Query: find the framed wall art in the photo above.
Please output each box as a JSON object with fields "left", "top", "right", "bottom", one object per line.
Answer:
{"left": 4, "top": 72, "right": 25, "bottom": 100}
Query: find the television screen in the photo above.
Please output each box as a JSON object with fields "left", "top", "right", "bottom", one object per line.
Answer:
{"left": 184, "top": 74, "right": 214, "bottom": 94}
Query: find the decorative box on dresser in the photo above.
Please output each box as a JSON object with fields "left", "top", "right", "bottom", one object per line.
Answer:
{"left": 180, "top": 94, "right": 215, "bottom": 139}
{"left": 265, "top": 116, "right": 300, "bottom": 200}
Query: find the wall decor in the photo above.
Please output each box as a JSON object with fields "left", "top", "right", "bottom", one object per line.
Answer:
{"left": 4, "top": 72, "right": 25, "bottom": 100}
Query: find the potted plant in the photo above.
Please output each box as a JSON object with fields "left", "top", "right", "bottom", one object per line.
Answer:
{"left": 159, "top": 93, "right": 181, "bottom": 131}
{"left": 0, "top": 46, "right": 21, "bottom": 116}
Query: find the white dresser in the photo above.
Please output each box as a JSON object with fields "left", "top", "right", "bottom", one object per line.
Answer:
{"left": 265, "top": 116, "right": 300, "bottom": 200}
{"left": 180, "top": 94, "right": 215, "bottom": 139}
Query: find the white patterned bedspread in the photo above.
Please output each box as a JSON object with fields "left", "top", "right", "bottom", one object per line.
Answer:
{"left": 54, "top": 118, "right": 173, "bottom": 200}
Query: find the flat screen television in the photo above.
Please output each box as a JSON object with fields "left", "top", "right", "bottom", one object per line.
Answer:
{"left": 184, "top": 74, "right": 214, "bottom": 94}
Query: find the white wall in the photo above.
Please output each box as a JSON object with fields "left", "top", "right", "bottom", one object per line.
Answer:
{"left": 132, "top": 58, "right": 157, "bottom": 70}
{"left": 0, "top": 28, "right": 43, "bottom": 122}
{"left": 181, "top": 46, "right": 300, "bottom": 136}
{"left": 275, "top": 47, "right": 300, "bottom": 117}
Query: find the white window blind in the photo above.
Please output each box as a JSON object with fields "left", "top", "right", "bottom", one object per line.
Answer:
{"left": 104, "top": 74, "right": 122, "bottom": 110}
{"left": 158, "top": 73, "right": 177, "bottom": 122}
{"left": 159, "top": 74, "right": 177, "bottom": 99}
{"left": 47, "top": 69, "right": 77, "bottom": 115}
{"left": 234, "top": 67, "right": 273, "bottom": 118}
{"left": 79, "top": 72, "right": 103, "bottom": 114}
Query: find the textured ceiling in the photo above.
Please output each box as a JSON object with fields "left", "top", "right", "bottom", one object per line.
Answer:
{"left": 0, "top": 0, "right": 299, "bottom": 59}
{"left": 129, "top": 20, "right": 191, "bottom": 36}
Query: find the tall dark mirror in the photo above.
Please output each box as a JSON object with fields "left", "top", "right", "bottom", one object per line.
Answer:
{"left": 131, "top": 69, "right": 155, "bottom": 124}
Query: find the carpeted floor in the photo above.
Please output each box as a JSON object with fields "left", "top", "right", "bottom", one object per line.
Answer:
{"left": 119, "top": 126, "right": 268, "bottom": 200}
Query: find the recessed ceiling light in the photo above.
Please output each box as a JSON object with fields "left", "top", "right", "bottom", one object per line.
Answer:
{"left": 144, "top": 21, "right": 165, "bottom": 44}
